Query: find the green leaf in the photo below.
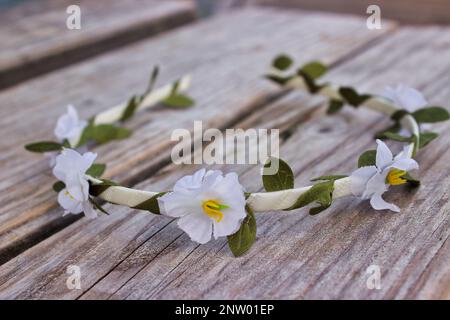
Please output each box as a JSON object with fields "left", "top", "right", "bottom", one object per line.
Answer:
{"left": 89, "top": 179, "right": 119, "bottom": 197}
{"left": 162, "top": 94, "right": 194, "bottom": 108}
{"left": 264, "top": 74, "right": 293, "bottom": 86}
{"left": 339, "top": 87, "right": 371, "bottom": 107}
{"left": 358, "top": 150, "right": 376, "bottom": 168}
{"left": 262, "top": 157, "right": 294, "bottom": 192}
{"left": 286, "top": 181, "right": 334, "bottom": 215}
{"left": 327, "top": 99, "right": 344, "bottom": 114}
{"left": 419, "top": 131, "right": 438, "bottom": 148}
{"left": 145, "top": 65, "right": 159, "bottom": 94}
{"left": 390, "top": 109, "right": 409, "bottom": 122}
{"left": 90, "top": 124, "right": 132, "bottom": 144}
{"left": 62, "top": 139, "right": 71, "bottom": 148}
{"left": 132, "top": 192, "right": 167, "bottom": 215}
{"left": 383, "top": 132, "right": 414, "bottom": 143}
{"left": 297, "top": 70, "right": 325, "bottom": 93}
{"left": 374, "top": 123, "right": 401, "bottom": 139}
{"left": 120, "top": 67, "right": 160, "bottom": 122}
{"left": 76, "top": 124, "right": 94, "bottom": 147}
{"left": 227, "top": 205, "right": 257, "bottom": 257}
{"left": 412, "top": 106, "right": 450, "bottom": 123}
{"left": 89, "top": 197, "right": 109, "bottom": 215}
{"left": 120, "top": 95, "right": 140, "bottom": 122}
{"left": 401, "top": 172, "right": 420, "bottom": 188}
{"left": 273, "top": 54, "right": 293, "bottom": 71}
{"left": 25, "top": 141, "right": 62, "bottom": 153}
{"left": 53, "top": 181, "right": 66, "bottom": 193}
{"left": 86, "top": 163, "right": 106, "bottom": 178}
{"left": 300, "top": 61, "right": 327, "bottom": 80}
{"left": 170, "top": 79, "right": 181, "bottom": 96}
{"left": 310, "top": 175, "right": 347, "bottom": 182}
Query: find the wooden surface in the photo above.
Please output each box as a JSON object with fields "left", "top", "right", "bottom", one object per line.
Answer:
{"left": 0, "top": 8, "right": 392, "bottom": 265}
{"left": 255, "top": 0, "right": 450, "bottom": 24}
{"left": 0, "top": 7, "right": 449, "bottom": 299}
{"left": 0, "top": 0, "right": 196, "bottom": 89}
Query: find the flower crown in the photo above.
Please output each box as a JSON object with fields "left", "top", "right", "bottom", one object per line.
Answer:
{"left": 25, "top": 58, "right": 450, "bottom": 257}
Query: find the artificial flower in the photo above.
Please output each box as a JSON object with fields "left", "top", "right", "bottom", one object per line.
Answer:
{"left": 54, "top": 105, "right": 87, "bottom": 147}
{"left": 383, "top": 85, "right": 429, "bottom": 136}
{"left": 45, "top": 152, "right": 58, "bottom": 168}
{"left": 383, "top": 84, "right": 427, "bottom": 112}
{"left": 52, "top": 148, "right": 97, "bottom": 218}
{"left": 350, "top": 139, "right": 419, "bottom": 212}
{"left": 158, "top": 169, "right": 247, "bottom": 244}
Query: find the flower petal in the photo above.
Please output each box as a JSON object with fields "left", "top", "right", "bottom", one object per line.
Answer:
{"left": 78, "top": 151, "right": 97, "bottom": 174}
{"left": 362, "top": 171, "right": 388, "bottom": 199}
{"left": 394, "top": 145, "right": 411, "bottom": 161}
{"left": 82, "top": 202, "right": 98, "bottom": 219}
{"left": 383, "top": 85, "right": 427, "bottom": 112}
{"left": 173, "top": 168, "right": 206, "bottom": 193}
{"left": 45, "top": 152, "right": 58, "bottom": 168}
{"left": 158, "top": 192, "right": 201, "bottom": 218}
{"left": 58, "top": 189, "right": 83, "bottom": 214}
{"left": 201, "top": 170, "right": 224, "bottom": 191}
{"left": 53, "top": 149, "right": 96, "bottom": 183}
{"left": 213, "top": 207, "right": 246, "bottom": 239}
{"left": 350, "top": 166, "right": 378, "bottom": 197}
{"left": 54, "top": 105, "right": 87, "bottom": 145}
{"left": 375, "top": 139, "right": 393, "bottom": 170}
{"left": 391, "top": 158, "right": 419, "bottom": 172}
{"left": 370, "top": 192, "right": 400, "bottom": 212}
{"left": 177, "top": 213, "right": 212, "bottom": 244}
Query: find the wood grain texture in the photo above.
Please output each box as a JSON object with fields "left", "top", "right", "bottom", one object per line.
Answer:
{"left": 0, "top": 0, "right": 196, "bottom": 89}
{"left": 1, "top": 10, "right": 449, "bottom": 300}
{"left": 80, "top": 27, "right": 450, "bottom": 299}
{"left": 0, "top": 8, "right": 393, "bottom": 264}
{"left": 255, "top": 0, "right": 450, "bottom": 24}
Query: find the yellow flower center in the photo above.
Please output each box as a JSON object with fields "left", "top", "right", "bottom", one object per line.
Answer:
{"left": 386, "top": 169, "right": 407, "bottom": 185}
{"left": 202, "top": 200, "right": 229, "bottom": 223}
{"left": 65, "top": 190, "right": 75, "bottom": 200}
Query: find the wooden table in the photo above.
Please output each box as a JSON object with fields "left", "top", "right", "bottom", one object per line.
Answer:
{"left": 0, "top": 0, "right": 196, "bottom": 89}
{"left": 0, "top": 7, "right": 449, "bottom": 299}
{"left": 255, "top": 0, "right": 450, "bottom": 24}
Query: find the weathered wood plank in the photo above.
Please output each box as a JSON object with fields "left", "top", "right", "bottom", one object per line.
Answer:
{"left": 0, "top": 0, "right": 196, "bottom": 89}
{"left": 1, "top": 25, "right": 449, "bottom": 300}
{"left": 17, "top": 22, "right": 448, "bottom": 299}
{"left": 0, "top": 8, "right": 392, "bottom": 264}
{"left": 256, "top": 0, "right": 450, "bottom": 24}
{"left": 82, "top": 27, "right": 450, "bottom": 300}
{"left": 1, "top": 11, "right": 402, "bottom": 297}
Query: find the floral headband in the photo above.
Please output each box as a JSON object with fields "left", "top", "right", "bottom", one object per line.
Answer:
{"left": 25, "top": 57, "right": 450, "bottom": 257}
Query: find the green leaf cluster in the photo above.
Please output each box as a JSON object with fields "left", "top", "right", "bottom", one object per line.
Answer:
{"left": 267, "top": 54, "right": 328, "bottom": 94}
{"left": 377, "top": 106, "right": 448, "bottom": 148}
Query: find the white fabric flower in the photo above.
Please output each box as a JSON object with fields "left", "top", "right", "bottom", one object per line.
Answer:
{"left": 383, "top": 85, "right": 429, "bottom": 136}
{"left": 158, "top": 169, "right": 247, "bottom": 244}
{"left": 54, "top": 105, "right": 87, "bottom": 147}
{"left": 350, "top": 139, "right": 419, "bottom": 212}
{"left": 53, "top": 148, "right": 97, "bottom": 218}
{"left": 45, "top": 152, "right": 58, "bottom": 167}
{"left": 383, "top": 85, "right": 427, "bottom": 112}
